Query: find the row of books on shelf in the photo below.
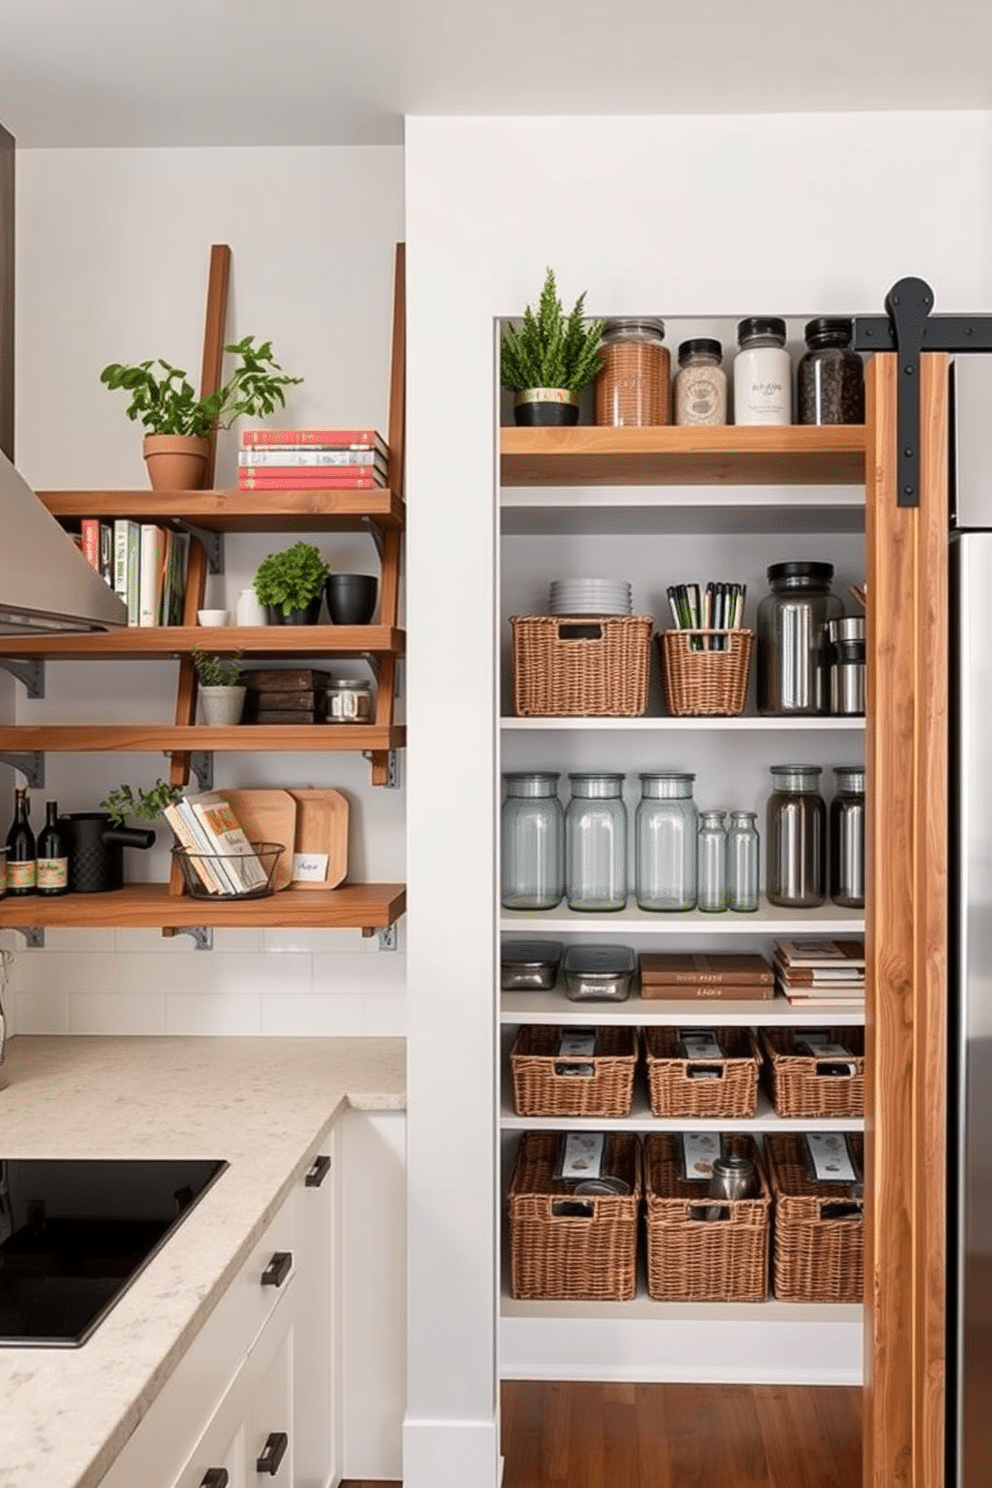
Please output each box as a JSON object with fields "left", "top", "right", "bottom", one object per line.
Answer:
{"left": 237, "top": 427, "right": 388, "bottom": 491}
{"left": 78, "top": 519, "right": 189, "bottom": 627}
{"left": 636, "top": 939, "right": 864, "bottom": 1008}
{"left": 162, "top": 791, "right": 268, "bottom": 895}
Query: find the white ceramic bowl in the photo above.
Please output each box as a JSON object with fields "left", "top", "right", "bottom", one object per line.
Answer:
{"left": 197, "top": 608, "right": 229, "bottom": 626}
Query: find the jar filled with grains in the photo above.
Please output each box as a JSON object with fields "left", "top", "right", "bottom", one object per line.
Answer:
{"left": 797, "top": 318, "right": 865, "bottom": 425}
{"left": 674, "top": 338, "right": 727, "bottom": 426}
{"left": 594, "top": 318, "right": 671, "bottom": 427}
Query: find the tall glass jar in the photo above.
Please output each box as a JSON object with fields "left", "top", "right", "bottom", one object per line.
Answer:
{"left": 733, "top": 317, "right": 792, "bottom": 426}
{"left": 697, "top": 811, "right": 728, "bottom": 913}
{"left": 766, "top": 764, "right": 827, "bottom": 909}
{"left": 830, "top": 766, "right": 865, "bottom": 908}
{"left": 594, "top": 319, "right": 671, "bottom": 428}
{"left": 757, "top": 561, "right": 844, "bottom": 716}
{"left": 674, "top": 339, "right": 727, "bottom": 426}
{"left": 634, "top": 772, "right": 697, "bottom": 912}
{"left": 727, "top": 811, "right": 760, "bottom": 913}
{"left": 500, "top": 772, "right": 564, "bottom": 911}
{"left": 797, "top": 318, "right": 865, "bottom": 426}
{"left": 565, "top": 772, "right": 628, "bottom": 912}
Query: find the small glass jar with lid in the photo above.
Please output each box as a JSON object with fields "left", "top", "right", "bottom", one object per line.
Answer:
{"left": 726, "top": 811, "right": 760, "bottom": 913}
{"left": 797, "top": 318, "right": 865, "bottom": 426}
{"left": 594, "top": 318, "right": 671, "bottom": 428}
{"left": 501, "top": 772, "right": 564, "bottom": 911}
{"left": 674, "top": 338, "right": 727, "bottom": 426}
{"left": 757, "top": 561, "right": 845, "bottom": 716}
{"left": 697, "top": 811, "right": 728, "bottom": 913}
{"left": 830, "top": 766, "right": 865, "bottom": 909}
{"left": 565, "top": 772, "right": 628, "bottom": 912}
{"left": 326, "top": 677, "right": 374, "bottom": 722}
{"left": 766, "top": 764, "right": 827, "bottom": 909}
{"left": 634, "top": 772, "right": 697, "bottom": 912}
{"left": 733, "top": 317, "right": 792, "bottom": 426}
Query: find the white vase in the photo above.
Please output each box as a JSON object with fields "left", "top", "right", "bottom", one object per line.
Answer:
{"left": 199, "top": 685, "right": 246, "bottom": 726}
{"left": 235, "top": 588, "right": 268, "bottom": 626}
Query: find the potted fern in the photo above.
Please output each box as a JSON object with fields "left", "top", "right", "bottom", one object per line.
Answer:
{"left": 191, "top": 650, "right": 246, "bottom": 726}
{"left": 500, "top": 267, "right": 605, "bottom": 426}
{"left": 100, "top": 334, "right": 302, "bottom": 491}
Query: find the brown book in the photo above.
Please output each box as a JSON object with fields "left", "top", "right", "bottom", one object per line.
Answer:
{"left": 774, "top": 938, "right": 865, "bottom": 969}
{"left": 242, "top": 668, "right": 334, "bottom": 693}
{"left": 251, "top": 709, "right": 324, "bottom": 724}
{"left": 640, "top": 978, "right": 775, "bottom": 1002}
{"left": 639, "top": 953, "right": 774, "bottom": 987}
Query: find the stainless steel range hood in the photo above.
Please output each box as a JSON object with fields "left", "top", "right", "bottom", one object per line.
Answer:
{"left": 0, "top": 452, "right": 126, "bottom": 634}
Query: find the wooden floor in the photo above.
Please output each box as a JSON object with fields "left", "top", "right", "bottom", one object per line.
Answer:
{"left": 500, "top": 1380, "right": 863, "bottom": 1487}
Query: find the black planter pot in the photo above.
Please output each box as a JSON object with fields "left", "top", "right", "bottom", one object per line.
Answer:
{"left": 513, "top": 388, "right": 581, "bottom": 427}
{"left": 325, "top": 573, "right": 378, "bottom": 626}
{"left": 58, "top": 812, "right": 156, "bottom": 894}
{"left": 267, "top": 597, "right": 323, "bottom": 625}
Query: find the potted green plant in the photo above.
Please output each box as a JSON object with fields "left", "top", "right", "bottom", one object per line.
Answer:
{"left": 191, "top": 649, "right": 246, "bottom": 725}
{"left": 500, "top": 267, "right": 606, "bottom": 426}
{"left": 252, "top": 542, "right": 331, "bottom": 625}
{"left": 100, "top": 779, "right": 185, "bottom": 825}
{"left": 100, "top": 334, "right": 303, "bottom": 491}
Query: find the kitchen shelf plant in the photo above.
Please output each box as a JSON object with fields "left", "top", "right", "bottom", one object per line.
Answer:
{"left": 100, "top": 334, "right": 303, "bottom": 490}
{"left": 500, "top": 266, "right": 605, "bottom": 426}
{"left": 191, "top": 649, "right": 246, "bottom": 725}
{"left": 252, "top": 541, "right": 331, "bottom": 624}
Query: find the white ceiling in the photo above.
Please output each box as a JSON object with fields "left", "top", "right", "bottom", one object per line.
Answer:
{"left": 2, "top": 0, "right": 991, "bottom": 149}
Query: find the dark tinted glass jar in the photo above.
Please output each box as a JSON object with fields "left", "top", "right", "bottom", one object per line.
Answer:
{"left": 766, "top": 764, "right": 826, "bottom": 909}
{"left": 757, "top": 561, "right": 844, "bottom": 716}
{"left": 797, "top": 318, "right": 865, "bottom": 426}
{"left": 830, "top": 766, "right": 865, "bottom": 908}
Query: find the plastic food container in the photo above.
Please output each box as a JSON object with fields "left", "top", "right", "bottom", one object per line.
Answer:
{"left": 501, "top": 940, "right": 565, "bottom": 991}
{"left": 562, "top": 944, "right": 636, "bottom": 1002}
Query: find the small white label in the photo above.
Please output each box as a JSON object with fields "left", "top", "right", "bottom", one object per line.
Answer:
{"left": 682, "top": 1132, "right": 722, "bottom": 1180}
{"left": 558, "top": 1031, "right": 597, "bottom": 1059}
{"left": 292, "top": 852, "right": 329, "bottom": 883}
{"left": 559, "top": 1132, "right": 605, "bottom": 1180}
{"left": 680, "top": 1030, "right": 724, "bottom": 1060}
{"left": 806, "top": 1133, "right": 858, "bottom": 1183}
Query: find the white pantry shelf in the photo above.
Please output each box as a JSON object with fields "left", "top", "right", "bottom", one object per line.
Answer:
{"left": 498, "top": 1086, "right": 864, "bottom": 1134}
{"left": 501, "top": 715, "right": 866, "bottom": 732}
{"left": 499, "top": 986, "right": 865, "bottom": 1028}
{"left": 500, "top": 895, "right": 865, "bottom": 938}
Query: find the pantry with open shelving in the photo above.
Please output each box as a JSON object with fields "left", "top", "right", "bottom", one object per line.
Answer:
{"left": 496, "top": 327, "right": 867, "bottom": 1385}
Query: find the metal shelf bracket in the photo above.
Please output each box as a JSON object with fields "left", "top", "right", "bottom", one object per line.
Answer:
{"left": 172, "top": 926, "right": 213, "bottom": 951}
{"left": 177, "top": 522, "right": 224, "bottom": 574}
{"left": 12, "top": 927, "right": 44, "bottom": 948}
{"left": 190, "top": 752, "right": 214, "bottom": 791}
{"left": 375, "top": 925, "right": 397, "bottom": 952}
{"left": 361, "top": 517, "right": 385, "bottom": 561}
{"left": 363, "top": 749, "right": 400, "bottom": 788}
{"left": 0, "top": 659, "right": 44, "bottom": 697}
{"left": 0, "top": 751, "right": 44, "bottom": 787}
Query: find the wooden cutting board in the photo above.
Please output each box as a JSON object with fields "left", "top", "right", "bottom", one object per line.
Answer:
{"left": 222, "top": 788, "right": 298, "bottom": 891}
{"left": 287, "top": 788, "right": 349, "bottom": 890}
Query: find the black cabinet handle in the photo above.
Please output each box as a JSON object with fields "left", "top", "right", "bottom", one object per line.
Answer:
{"left": 304, "top": 1154, "right": 331, "bottom": 1188}
{"left": 200, "top": 1471, "right": 229, "bottom": 1488}
{"left": 255, "top": 1431, "right": 288, "bottom": 1476}
{"left": 260, "top": 1251, "right": 293, "bottom": 1288}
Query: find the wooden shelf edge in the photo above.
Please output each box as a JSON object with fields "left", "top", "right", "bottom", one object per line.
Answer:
{"left": 38, "top": 488, "right": 405, "bottom": 531}
{"left": 0, "top": 725, "right": 406, "bottom": 751}
{"left": 0, "top": 882, "right": 407, "bottom": 930}
{"left": 0, "top": 625, "right": 406, "bottom": 659}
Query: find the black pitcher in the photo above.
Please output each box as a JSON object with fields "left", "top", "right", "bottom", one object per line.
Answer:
{"left": 58, "top": 812, "right": 156, "bottom": 894}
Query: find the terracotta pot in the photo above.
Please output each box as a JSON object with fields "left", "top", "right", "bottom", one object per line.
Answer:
{"left": 142, "top": 434, "right": 210, "bottom": 491}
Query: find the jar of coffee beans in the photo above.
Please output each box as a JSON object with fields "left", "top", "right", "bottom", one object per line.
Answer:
{"left": 594, "top": 318, "right": 671, "bottom": 427}
{"left": 674, "top": 339, "right": 727, "bottom": 426}
{"left": 797, "top": 318, "right": 865, "bottom": 425}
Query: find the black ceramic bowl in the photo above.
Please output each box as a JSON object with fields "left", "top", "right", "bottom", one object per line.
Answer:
{"left": 325, "top": 573, "right": 378, "bottom": 626}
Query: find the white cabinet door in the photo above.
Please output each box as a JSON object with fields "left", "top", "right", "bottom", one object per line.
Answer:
{"left": 292, "top": 1146, "right": 337, "bottom": 1488}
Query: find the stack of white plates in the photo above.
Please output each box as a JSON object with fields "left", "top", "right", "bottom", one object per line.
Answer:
{"left": 548, "top": 578, "right": 633, "bottom": 616}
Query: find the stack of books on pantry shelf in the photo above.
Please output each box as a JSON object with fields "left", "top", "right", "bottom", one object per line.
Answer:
{"left": 79, "top": 519, "right": 190, "bottom": 627}
{"left": 638, "top": 952, "right": 775, "bottom": 1002}
{"left": 162, "top": 790, "right": 269, "bottom": 896}
{"left": 773, "top": 938, "right": 866, "bottom": 1008}
{"left": 237, "top": 428, "right": 388, "bottom": 491}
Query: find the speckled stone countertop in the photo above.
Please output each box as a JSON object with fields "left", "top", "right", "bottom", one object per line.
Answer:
{"left": 0, "top": 1034, "right": 406, "bottom": 1488}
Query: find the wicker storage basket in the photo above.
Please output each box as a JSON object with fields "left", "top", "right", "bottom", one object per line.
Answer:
{"left": 511, "top": 614, "right": 653, "bottom": 717}
{"left": 760, "top": 1027, "right": 865, "bottom": 1119}
{"left": 764, "top": 1132, "right": 864, "bottom": 1303}
{"left": 644, "top": 1132, "right": 770, "bottom": 1302}
{"left": 658, "top": 629, "right": 753, "bottom": 716}
{"left": 642, "top": 1026, "right": 762, "bottom": 1119}
{"left": 507, "top": 1131, "right": 642, "bottom": 1300}
{"left": 510, "top": 1025, "right": 638, "bottom": 1119}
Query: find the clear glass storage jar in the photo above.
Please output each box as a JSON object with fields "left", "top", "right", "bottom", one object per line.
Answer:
{"left": 797, "top": 318, "right": 865, "bottom": 426}
{"left": 766, "top": 764, "right": 827, "bottom": 909}
{"left": 500, "top": 772, "right": 564, "bottom": 911}
{"left": 594, "top": 318, "right": 671, "bottom": 428}
{"left": 674, "top": 339, "right": 727, "bottom": 426}
{"left": 733, "top": 316, "right": 792, "bottom": 426}
{"left": 830, "top": 766, "right": 865, "bottom": 909}
{"left": 727, "top": 810, "right": 760, "bottom": 913}
{"left": 757, "top": 561, "right": 844, "bottom": 716}
{"left": 565, "top": 772, "right": 628, "bottom": 912}
{"left": 634, "top": 772, "right": 697, "bottom": 912}
{"left": 697, "top": 810, "right": 728, "bottom": 913}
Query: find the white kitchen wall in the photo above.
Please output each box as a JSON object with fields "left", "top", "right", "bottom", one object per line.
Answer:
{"left": 403, "top": 109, "right": 992, "bottom": 1487}
{"left": 6, "top": 144, "right": 407, "bottom": 1038}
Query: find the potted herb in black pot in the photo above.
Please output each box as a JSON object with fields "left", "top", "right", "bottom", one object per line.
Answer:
{"left": 500, "top": 267, "right": 606, "bottom": 426}
{"left": 252, "top": 541, "right": 331, "bottom": 624}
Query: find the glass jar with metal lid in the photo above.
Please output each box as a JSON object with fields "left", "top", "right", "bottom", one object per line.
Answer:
{"left": 766, "top": 764, "right": 827, "bottom": 909}
{"left": 594, "top": 318, "right": 671, "bottom": 428}
{"left": 830, "top": 766, "right": 865, "bottom": 909}
{"left": 797, "top": 318, "right": 865, "bottom": 426}
{"left": 757, "top": 561, "right": 844, "bottom": 715}
{"left": 501, "top": 772, "right": 564, "bottom": 911}
{"left": 674, "top": 338, "right": 727, "bottom": 426}
{"left": 326, "top": 676, "right": 374, "bottom": 722}
{"left": 565, "top": 772, "right": 628, "bottom": 912}
{"left": 634, "top": 772, "right": 697, "bottom": 912}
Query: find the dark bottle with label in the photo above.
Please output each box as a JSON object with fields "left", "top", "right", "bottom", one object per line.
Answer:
{"left": 6, "top": 786, "right": 37, "bottom": 896}
{"left": 36, "top": 800, "right": 69, "bottom": 897}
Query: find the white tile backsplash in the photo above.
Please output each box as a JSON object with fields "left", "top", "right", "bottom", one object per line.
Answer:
{"left": 68, "top": 992, "right": 166, "bottom": 1035}
{"left": 261, "top": 992, "right": 366, "bottom": 1036}
{"left": 165, "top": 993, "right": 263, "bottom": 1036}
{"left": 12, "top": 989, "right": 70, "bottom": 1034}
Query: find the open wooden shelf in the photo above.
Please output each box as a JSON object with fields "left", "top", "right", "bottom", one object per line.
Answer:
{"left": 0, "top": 624, "right": 405, "bottom": 660}
{"left": 39, "top": 487, "right": 405, "bottom": 532}
{"left": 500, "top": 424, "right": 866, "bottom": 488}
{"left": 0, "top": 881, "right": 406, "bottom": 930}
{"left": 0, "top": 723, "right": 405, "bottom": 752}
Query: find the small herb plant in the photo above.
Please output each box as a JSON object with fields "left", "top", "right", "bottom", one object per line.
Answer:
{"left": 191, "top": 650, "right": 244, "bottom": 687}
{"left": 252, "top": 542, "right": 331, "bottom": 618}
{"left": 500, "top": 267, "right": 606, "bottom": 393}
{"left": 99, "top": 335, "right": 303, "bottom": 437}
{"left": 100, "top": 779, "right": 183, "bottom": 826}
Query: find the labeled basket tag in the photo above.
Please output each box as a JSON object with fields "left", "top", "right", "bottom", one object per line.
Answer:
{"left": 806, "top": 1133, "right": 858, "bottom": 1183}
{"left": 680, "top": 1030, "right": 724, "bottom": 1060}
{"left": 558, "top": 1030, "right": 598, "bottom": 1059}
{"left": 682, "top": 1132, "right": 722, "bottom": 1181}
{"left": 798, "top": 1032, "right": 851, "bottom": 1059}
{"left": 557, "top": 1132, "right": 606, "bottom": 1181}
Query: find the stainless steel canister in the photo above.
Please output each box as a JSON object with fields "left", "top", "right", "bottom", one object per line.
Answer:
{"left": 827, "top": 616, "right": 866, "bottom": 716}
{"left": 757, "top": 561, "right": 844, "bottom": 715}
{"left": 830, "top": 766, "right": 865, "bottom": 908}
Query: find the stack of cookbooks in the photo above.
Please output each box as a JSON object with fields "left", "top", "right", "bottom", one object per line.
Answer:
{"left": 638, "top": 952, "right": 775, "bottom": 1001}
{"left": 237, "top": 428, "right": 388, "bottom": 491}
{"left": 772, "top": 938, "right": 866, "bottom": 1008}
{"left": 162, "top": 791, "right": 269, "bottom": 896}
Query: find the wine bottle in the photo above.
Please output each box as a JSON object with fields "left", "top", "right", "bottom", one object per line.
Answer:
{"left": 6, "top": 787, "right": 37, "bottom": 896}
{"left": 36, "top": 800, "right": 69, "bottom": 897}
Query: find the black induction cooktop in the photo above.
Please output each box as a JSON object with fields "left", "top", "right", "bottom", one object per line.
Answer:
{"left": 0, "top": 1157, "right": 227, "bottom": 1347}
